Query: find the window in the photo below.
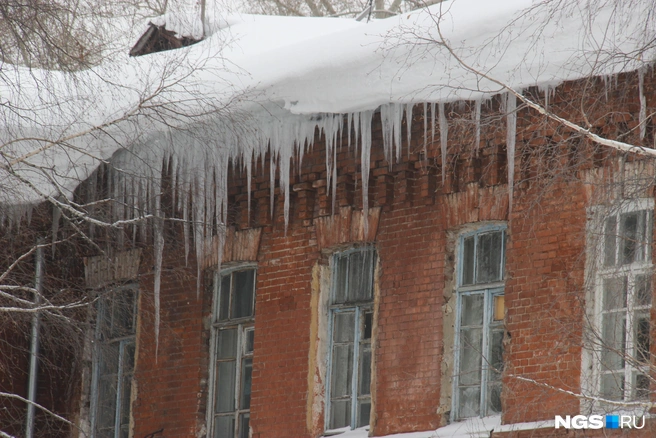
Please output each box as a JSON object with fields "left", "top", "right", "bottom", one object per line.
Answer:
{"left": 326, "top": 248, "right": 375, "bottom": 431}
{"left": 594, "top": 201, "right": 652, "bottom": 402}
{"left": 208, "top": 267, "right": 256, "bottom": 438}
{"left": 453, "top": 226, "right": 506, "bottom": 420}
{"left": 91, "top": 286, "right": 138, "bottom": 438}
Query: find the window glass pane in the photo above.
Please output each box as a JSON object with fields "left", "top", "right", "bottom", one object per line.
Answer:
{"left": 620, "top": 211, "right": 645, "bottom": 265}
{"left": 215, "top": 361, "right": 236, "bottom": 413}
{"left": 603, "top": 277, "right": 627, "bottom": 310}
{"left": 112, "top": 289, "right": 136, "bottom": 336}
{"left": 462, "top": 236, "right": 475, "bottom": 285}
{"left": 98, "top": 376, "right": 117, "bottom": 430}
{"left": 329, "top": 400, "right": 351, "bottom": 430}
{"left": 357, "top": 400, "right": 371, "bottom": 428}
{"left": 358, "top": 347, "right": 371, "bottom": 396}
{"left": 123, "top": 341, "right": 135, "bottom": 373}
{"left": 635, "top": 274, "right": 652, "bottom": 307}
{"left": 487, "top": 382, "right": 502, "bottom": 414}
{"left": 98, "top": 299, "right": 112, "bottom": 340}
{"left": 604, "top": 216, "right": 617, "bottom": 267}
{"left": 348, "top": 250, "right": 374, "bottom": 302}
{"left": 635, "top": 312, "right": 650, "bottom": 364}
{"left": 334, "top": 255, "right": 349, "bottom": 304}
{"left": 459, "top": 327, "right": 482, "bottom": 385}
{"left": 601, "top": 373, "right": 624, "bottom": 401}
{"left": 634, "top": 373, "right": 650, "bottom": 399}
{"left": 331, "top": 344, "right": 353, "bottom": 398}
{"left": 110, "top": 294, "right": 131, "bottom": 339}
{"left": 101, "top": 343, "right": 120, "bottom": 376}
{"left": 239, "top": 413, "right": 250, "bottom": 438}
{"left": 240, "top": 358, "right": 252, "bottom": 410}
{"left": 218, "top": 329, "right": 238, "bottom": 359}
{"left": 488, "top": 328, "right": 504, "bottom": 381}
{"left": 601, "top": 313, "right": 625, "bottom": 371}
{"left": 244, "top": 329, "right": 254, "bottom": 354}
{"left": 363, "top": 312, "right": 373, "bottom": 340}
{"left": 232, "top": 270, "right": 255, "bottom": 319}
{"left": 219, "top": 275, "right": 230, "bottom": 321}
{"left": 333, "top": 312, "right": 355, "bottom": 343}
{"left": 458, "top": 387, "right": 481, "bottom": 418}
{"left": 120, "top": 375, "right": 132, "bottom": 429}
{"left": 476, "top": 231, "right": 503, "bottom": 283}
{"left": 460, "top": 294, "right": 484, "bottom": 327}
{"left": 213, "top": 415, "right": 235, "bottom": 438}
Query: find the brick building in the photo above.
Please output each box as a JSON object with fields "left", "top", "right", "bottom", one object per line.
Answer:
{"left": 2, "top": 2, "right": 656, "bottom": 438}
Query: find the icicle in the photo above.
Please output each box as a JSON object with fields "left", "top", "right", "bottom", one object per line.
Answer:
{"left": 393, "top": 104, "right": 403, "bottom": 163}
{"left": 246, "top": 149, "right": 253, "bottom": 222}
{"left": 405, "top": 103, "right": 413, "bottom": 157}
{"left": 170, "top": 156, "right": 178, "bottom": 217}
{"left": 193, "top": 177, "right": 205, "bottom": 297}
{"left": 360, "top": 110, "right": 374, "bottom": 237}
{"left": 153, "top": 186, "right": 164, "bottom": 360}
{"left": 639, "top": 67, "right": 647, "bottom": 141}
{"left": 544, "top": 85, "right": 549, "bottom": 110}
{"left": 347, "top": 112, "right": 353, "bottom": 151}
{"left": 51, "top": 204, "right": 61, "bottom": 257}
{"left": 422, "top": 102, "right": 428, "bottom": 159}
{"left": 269, "top": 152, "right": 277, "bottom": 218}
{"left": 439, "top": 102, "right": 448, "bottom": 184}
{"left": 280, "top": 141, "right": 292, "bottom": 233}
{"left": 380, "top": 104, "right": 392, "bottom": 165}
{"left": 88, "top": 169, "right": 97, "bottom": 239}
{"left": 474, "top": 99, "right": 481, "bottom": 152}
{"left": 506, "top": 92, "right": 517, "bottom": 217}
{"left": 431, "top": 102, "right": 436, "bottom": 146}
{"left": 138, "top": 181, "right": 146, "bottom": 243}
{"left": 329, "top": 114, "right": 341, "bottom": 215}
{"left": 353, "top": 112, "right": 361, "bottom": 158}
{"left": 131, "top": 179, "right": 137, "bottom": 246}
{"left": 183, "top": 191, "right": 190, "bottom": 266}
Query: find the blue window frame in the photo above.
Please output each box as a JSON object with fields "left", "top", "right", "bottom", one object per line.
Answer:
{"left": 453, "top": 225, "right": 506, "bottom": 420}
{"left": 326, "top": 247, "right": 375, "bottom": 431}
{"left": 208, "top": 267, "right": 256, "bottom": 438}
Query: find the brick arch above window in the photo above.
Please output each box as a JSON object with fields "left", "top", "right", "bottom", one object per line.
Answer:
{"left": 314, "top": 206, "right": 381, "bottom": 252}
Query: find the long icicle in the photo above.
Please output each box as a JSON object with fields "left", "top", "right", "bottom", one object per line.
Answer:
{"left": 439, "top": 102, "right": 448, "bottom": 184}
{"left": 506, "top": 92, "right": 517, "bottom": 217}
{"left": 474, "top": 99, "right": 481, "bottom": 152}
{"left": 639, "top": 68, "right": 646, "bottom": 141}
{"left": 422, "top": 102, "right": 428, "bottom": 159}
{"left": 153, "top": 183, "right": 164, "bottom": 361}
{"left": 360, "top": 110, "right": 374, "bottom": 237}
{"left": 405, "top": 103, "right": 413, "bottom": 157}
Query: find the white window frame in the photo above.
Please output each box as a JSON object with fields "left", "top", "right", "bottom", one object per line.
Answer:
{"left": 325, "top": 247, "right": 376, "bottom": 433}
{"left": 90, "top": 285, "right": 138, "bottom": 438}
{"left": 588, "top": 198, "right": 653, "bottom": 406}
{"left": 206, "top": 265, "right": 257, "bottom": 438}
{"left": 452, "top": 224, "right": 506, "bottom": 422}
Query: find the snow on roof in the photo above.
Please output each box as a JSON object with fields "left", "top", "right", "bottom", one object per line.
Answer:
{"left": 1, "top": 0, "right": 653, "bottom": 210}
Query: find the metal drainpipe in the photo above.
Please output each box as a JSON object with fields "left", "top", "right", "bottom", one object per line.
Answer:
{"left": 25, "top": 239, "right": 44, "bottom": 438}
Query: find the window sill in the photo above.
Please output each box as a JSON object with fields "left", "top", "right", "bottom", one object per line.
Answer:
{"left": 322, "top": 426, "right": 369, "bottom": 437}
{"left": 434, "top": 416, "right": 501, "bottom": 437}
